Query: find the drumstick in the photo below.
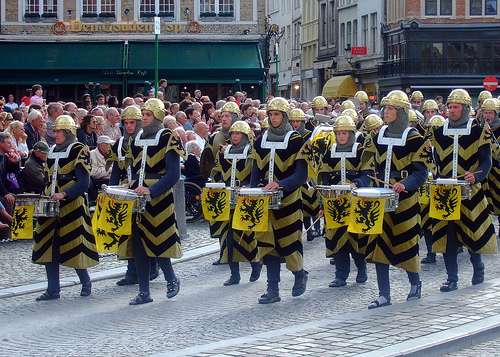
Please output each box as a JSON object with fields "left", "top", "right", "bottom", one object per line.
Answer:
{"left": 456, "top": 170, "right": 482, "bottom": 179}
{"left": 368, "top": 175, "right": 408, "bottom": 193}
{"left": 304, "top": 213, "right": 323, "bottom": 233}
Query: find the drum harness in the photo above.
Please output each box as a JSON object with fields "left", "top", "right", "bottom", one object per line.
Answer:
{"left": 117, "top": 136, "right": 133, "bottom": 185}
{"left": 377, "top": 126, "right": 414, "bottom": 188}
{"left": 442, "top": 118, "right": 474, "bottom": 179}
{"left": 261, "top": 131, "right": 294, "bottom": 185}
{"left": 330, "top": 143, "right": 359, "bottom": 185}
{"left": 132, "top": 128, "right": 165, "bottom": 223}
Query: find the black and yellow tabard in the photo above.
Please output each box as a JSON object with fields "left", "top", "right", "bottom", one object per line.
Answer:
{"left": 32, "top": 141, "right": 99, "bottom": 268}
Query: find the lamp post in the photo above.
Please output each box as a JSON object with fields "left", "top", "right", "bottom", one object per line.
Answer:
{"left": 154, "top": 16, "right": 160, "bottom": 97}
{"left": 267, "top": 24, "right": 285, "bottom": 96}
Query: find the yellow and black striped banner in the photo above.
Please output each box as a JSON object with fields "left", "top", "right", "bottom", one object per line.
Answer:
{"left": 429, "top": 184, "right": 461, "bottom": 220}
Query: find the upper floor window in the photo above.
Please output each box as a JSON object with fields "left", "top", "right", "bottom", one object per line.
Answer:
{"left": 470, "top": 0, "right": 497, "bottom": 15}
{"left": 425, "top": 0, "right": 452, "bottom": 16}
{"left": 82, "top": 0, "right": 116, "bottom": 17}
{"left": 319, "top": 2, "right": 326, "bottom": 47}
{"left": 25, "top": 0, "right": 57, "bottom": 17}
{"left": 140, "top": 0, "right": 175, "bottom": 17}
{"left": 200, "top": 0, "right": 234, "bottom": 18}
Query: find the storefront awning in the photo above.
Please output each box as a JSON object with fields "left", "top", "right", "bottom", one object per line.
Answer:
{"left": 127, "top": 42, "right": 264, "bottom": 83}
{"left": 0, "top": 41, "right": 124, "bottom": 84}
{"left": 322, "top": 75, "right": 357, "bottom": 99}
{"left": 363, "top": 83, "right": 377, "bottom": 96}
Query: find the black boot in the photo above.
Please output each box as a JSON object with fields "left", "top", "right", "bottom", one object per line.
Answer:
{"left": 440, "top": 280, "right": 458, "bottom": 292}
{"left": 80, "top": 283, "right": 92, "bottom": 297}
{"left": 407, "top": 281, "right": 422, "bottom": 301}
{"left": 421, "top": 254, "right": 436, "bottom": 264}
{"left": 223, "top": 275, "right": 240, "bottom": 286}
{"left": 329, "top": 257, "right": 335, "bottom": 265}
{"left": 249, "top": 262, "right": 262, "bottom": 282}
{"left": 472, "top": 262, "right": 485, "bottom": 285}
{"left": 166, "top": 278, "right": 181, "bottom": 299}
{"left": 258, "top": 285, "right": 281, "bottom": 304}
{"left": 306, "top": 229, "right": 315, "bottom": 241}
{"left": 36, "top": 291, "right": 60, "bottom": 301}
{"left": 116, "top": 277, "right": 138, "bottom": 286}
{"left": 129, "top": 292, "right": 153, "bottom": 305}
{"left": 329, "top": 278, "right": 346, "bottom": 288}
{"left": 356, "top": 266, "right": 368, "bottom": 284}
{"left": 292, "top": 270, "right": 309, "bottom": 297}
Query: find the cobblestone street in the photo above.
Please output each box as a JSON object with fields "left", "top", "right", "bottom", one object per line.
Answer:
{"left": 0, "top": 221, "right": 214, "bottom": 289}
{"left": 1, "top": 225, "right": 500, "bottom": 356}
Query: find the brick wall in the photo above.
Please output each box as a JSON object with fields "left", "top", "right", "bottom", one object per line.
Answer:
{"left": 240, "top": 0, "right": 253, "bottom": 21}
{"left": 6, "top": 0, "right": 18, "bottom": 22}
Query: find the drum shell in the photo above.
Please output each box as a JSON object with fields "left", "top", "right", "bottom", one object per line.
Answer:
{"left": 101, "top": 186, "right": 147, "bottom": 213}
{"left": 427, "top": 180, "right": 472, "bottom": 200}
{"left": 316, "top": 185, "right": 351, "bottom": 198}
{"left": 352, "top": 188, "right": 399, "bottom": 212}
{"left": 238, "top": 189, "right": 283, "bottom": 209}
{"left": 16, "top": 196, "right": 60, "bottom": 217}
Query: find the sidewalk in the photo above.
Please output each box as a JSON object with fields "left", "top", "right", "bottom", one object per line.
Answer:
{"left": 159, "top": 277, "right": 500, "bottom": 357}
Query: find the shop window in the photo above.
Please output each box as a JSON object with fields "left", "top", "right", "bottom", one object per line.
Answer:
{"left": 82, "top": 0, "right": 116, "bottom": 17}
{"left": 140, "top": 0, "right": 175, "bottom": 17}
{"left": 470, "top": 0, "right": 497, "bottom": 15}
{"left": 25, "top": 0, "right": 57, "bottom": 18}
{"left": 200, "top": 0, "right": 234, "bottom": 18}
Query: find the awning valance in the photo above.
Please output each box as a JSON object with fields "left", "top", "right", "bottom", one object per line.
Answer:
{"left": 322, "top": 75, "right": 357, "bottom": 99}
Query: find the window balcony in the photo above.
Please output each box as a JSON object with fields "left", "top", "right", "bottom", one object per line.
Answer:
{"left": 379, "top": 58, "right": 500, "bottom": 77}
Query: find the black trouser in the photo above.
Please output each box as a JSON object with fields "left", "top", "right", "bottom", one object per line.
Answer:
{"left": 376, "top": 263, "right": 419, "bottom": 299}
{"left": 44, "top": 226, "right": 91, "bottom": 295}
{"left": 423, "top": 230, "right": 435, "bottom": 258}
{"left": 263, "top": 255, "right": 281, "bottom": 292}
{"left": 335, "top": 244, "right": 366, "bottom": 281}
{"left": 303, "top": 216, "right": 321, "bottom": 232}
{"left": 132, "top": 226, "right": 176, "bottom": 295}
{"left": 443, "top": 222, "right": 482, "bottom": 283}
{"left": 45, "top": 263, "right": 90, "bottom": 295}
{"left": 124, "top": 259, "right": 159, "bottom": 281}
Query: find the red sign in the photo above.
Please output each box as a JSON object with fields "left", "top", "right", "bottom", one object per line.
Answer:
{"left": 483, "top": 76, "right": 498, "bottom": 91}
{"left": 351, "top": 46, "right": 368, "bottom": 56}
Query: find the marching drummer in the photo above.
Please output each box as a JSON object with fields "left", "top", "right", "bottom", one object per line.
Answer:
{"left": 201, "top": 101, "right": 240, "bottom": 265}
{"left": 360, "top": 114, "right": 383, "bottom": 136}
{"left": 307, "top": 96, "right": 329, "bottom": 131}
{"left": 33, "top": 115, "right": 99, "bottom": 301}
{"left": 251, "top": 97, "right": 308, "bottom": 304}
{"left": 318, "top": 115, "right": 367, "bottom": 288}
{"left": 127, "top": 98, "right": 185, "bottom": 305}
{"left": 108, "top": 105, "right": 159, "bottom": 286}
{"left": 211, "top": 121, "right": 263, "bottom": 286}
{"left": 359, "top": 90, "right": 428, "bottom": 309}
{"left": 480, "top": 98, "right": 500, "bottom": 217}
{"left": 430, "top": 89, "right": 496, "bottom": 293}
{"left": 421, "top": 99, "right": 439, "bottom": 128}
{"left": 289, "top": 108, "right": 321, "bottom": 241}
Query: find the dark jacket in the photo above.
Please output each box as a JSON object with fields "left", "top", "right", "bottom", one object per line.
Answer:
{"left": 24, "top": 122, "right": 41, "bottom": 151}
{"left": 76, "top": 128, "right": 97, "bottom": 150}
{"left": 20, "top": 154, "right": 46, "bottom": 194}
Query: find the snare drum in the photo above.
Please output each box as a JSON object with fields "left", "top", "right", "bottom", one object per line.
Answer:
{"left": 316, "top": 184, "right": 351, "bottom": 198}
{"left": 352, "top": 188, "right": 399, "bottom": 212}
{"left": 432, "top": 178, "right": 471, "bottom": 200}
{"left": 205, "top": 182, "right": 239, "bottom": 207}
{"left": 237, "top": 188, "right": 283, "bottom": 210}
{"left": 101, "top": 185, "right": 147, "bottom": 213}
{"left": 15, "top": 194, "right": 60, "bottom": 217}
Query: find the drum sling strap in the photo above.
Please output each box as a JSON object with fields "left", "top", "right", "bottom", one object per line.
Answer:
{"left": 261, "top": 131, "right": 294, "bottom": 185}
{"left": 442, "top": 119, "right": 474, "bottom": 179}
{"left": 47, "top": 143, "right": 77, "bottom": 196}
{"left": 117, "top": 136, "right": 133, "bottom": 186}
{"left": 377, "top": 126, "right": 414, "bottom": 188}
{"left": 330, "top": 143, "right": 359, "bottom": 185}
{"left": 223, "top": 144, "right": 250, "bottom": 189}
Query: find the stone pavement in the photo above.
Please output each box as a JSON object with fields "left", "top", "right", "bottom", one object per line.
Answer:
{"left": 0, "top": 220, "right": 214, "bottom": 289}
{"left": 1, "top": 231, "right": 500, "bottom": 356}
{"left": 446, "top": 336, "right": 500, "bottom": 356}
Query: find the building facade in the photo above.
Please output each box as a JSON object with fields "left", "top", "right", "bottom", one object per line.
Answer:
{"left": 319, "top": 0, "right": 383, "bottom": 100}
{"left": 380, "top": 0, "right": 500, "bottom": 101}
{"left": 300, "top": 0, "right": 318, "bottom": 100}
{"left": 0, "top": 0, "right": 266, "bottom": 102}
{"left": 266, "top": 0, "right": 293, "bottom": 98}
{"left": 315, "top": 0, "right": 337, "bottom": 93}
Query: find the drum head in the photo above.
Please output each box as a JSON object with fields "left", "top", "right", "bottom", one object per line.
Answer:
{"left": 239, "top": 188, "right": 266, "bottom": 195}
{"left": 205, "top": 183, "right": 226, "bottom": 189}
{"left": 354, "top": 187, "right": 394, "bottom": 198}
{"left": 104, "top": 186, "right": 139, "bottom": 199}
{"left": 435, "top": 178, "right": 458, "bottom": 185}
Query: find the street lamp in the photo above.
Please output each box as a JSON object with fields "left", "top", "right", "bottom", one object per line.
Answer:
{"left": 267, "top": 24, "right": 285, "bottom": 96}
